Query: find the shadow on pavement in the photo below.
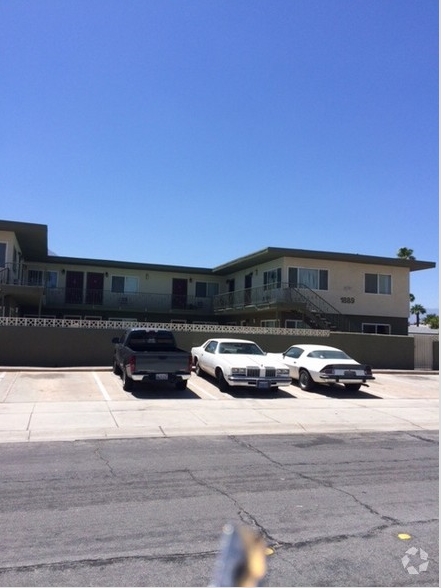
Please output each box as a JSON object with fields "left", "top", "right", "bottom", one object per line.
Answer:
{"left": 127, "top": 382, "right": 200, "bottom": 400}
{"left": 293, "top": 383, "right": 381, "bottom": 399}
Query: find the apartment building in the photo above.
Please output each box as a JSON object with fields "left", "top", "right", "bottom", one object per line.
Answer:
{"left": 0, "top": 219, "right": 435, "bottom": 335}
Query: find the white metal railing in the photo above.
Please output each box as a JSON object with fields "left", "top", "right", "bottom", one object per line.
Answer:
{"left": 0, "top": 316, "right": 330, "bottom": 336}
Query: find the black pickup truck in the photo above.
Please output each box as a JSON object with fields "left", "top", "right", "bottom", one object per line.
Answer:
{"left": 112, "top": 328, "right": 192, "bottom": 391}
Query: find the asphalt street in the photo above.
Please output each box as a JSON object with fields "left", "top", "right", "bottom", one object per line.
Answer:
{"left": 0, "top": 369, "right": 438, "bottom": 586}
{"left": 0, "top": 431, "right": 438, "bottom": 587}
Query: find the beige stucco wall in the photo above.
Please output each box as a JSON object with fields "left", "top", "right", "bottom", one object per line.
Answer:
{"left": 0, "top": 231, "right": 22, "bottom": 264}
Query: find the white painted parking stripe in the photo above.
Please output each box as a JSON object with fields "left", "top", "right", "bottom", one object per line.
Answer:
{"left": 189, "top": 380, "right": 222, "bottom": 400}
{"left": 93, "top": 372, "right": 111, "bottom": 401}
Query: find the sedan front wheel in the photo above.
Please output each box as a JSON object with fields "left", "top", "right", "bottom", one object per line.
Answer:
{"left": 216, "top": 369, "right": 230, "bottom": 392}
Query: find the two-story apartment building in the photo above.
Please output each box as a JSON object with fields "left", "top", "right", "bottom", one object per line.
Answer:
{"left": 0, "top": 219, "right": 436, "bottom": 335}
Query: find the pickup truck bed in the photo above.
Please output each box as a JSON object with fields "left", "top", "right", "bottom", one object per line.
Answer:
{"left": 112, "top": 329, "right": 192, "bottom": 391}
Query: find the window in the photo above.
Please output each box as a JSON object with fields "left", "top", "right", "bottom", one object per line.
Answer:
{"left": 28, "top": 270, "right": 58, "bottom": 287}
{"left": 362, "top": 323, "right": 391, "bottom": 334}
{"left": 285, "top": 319, "right": 308, "bottom": 329}
{"left": 28, "top": 270, "right": 43, "bottom": 286}
{"left": 365, "top": 273, "right": 391, "bottom": 294}
{"left": 261, "top": 319, "right": 279, "bottom": 327}
{"left": 204, "top": 341, "right": 218, "bottom": 353}
{"left": 195, "top": 282, "right": 219, "bottom": 297}
{"left": 0, "top": 243, "right": 6, "bottom": 267}
{"left": 285, "top": 346, "right": 304, "bottom": 359}
{"left": 263, "top": 268, "right": 281, "bottom": 290}
{"left": 46, "top": 271, "right": 58, "bottom": 288}
{"left": 111, "top": 276, "right": 138, "bottom": 293}
{"left": 288, "top": 267, "right": 328, "bottom": 290}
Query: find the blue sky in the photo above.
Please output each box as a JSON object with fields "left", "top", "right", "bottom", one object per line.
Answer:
{"left": 0, "top": 0, "right": 438, "bottom": 310}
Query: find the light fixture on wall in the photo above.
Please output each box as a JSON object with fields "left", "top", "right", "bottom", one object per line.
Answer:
{"left": 189, "top": 277, "right": 193, "bottom": 283}
{"left": 61, "top": 269, "right": 65, "bottom": 275}
{"left": 105, "top": 272, "right": 109, "bottom": 277}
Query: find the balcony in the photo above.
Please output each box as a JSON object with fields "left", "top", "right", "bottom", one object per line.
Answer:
{"left": 43, "top": 288, "right": 214, "bottom": 314}
{"left": 214, "top": 283, "right": 353, "bottom": 331}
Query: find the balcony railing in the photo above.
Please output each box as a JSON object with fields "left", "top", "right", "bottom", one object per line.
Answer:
{"left": 214, "top": 283, "right": 352, "bottom": 331}
{"left": 44, "top": 288, "right": 214, "bottom": 314}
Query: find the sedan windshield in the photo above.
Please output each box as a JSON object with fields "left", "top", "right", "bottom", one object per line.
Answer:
{"left": 218, "top": 342, "right": 265, "bottom": 355}
{"left": 307, "top": 349, "right": 351, "bottom": 360}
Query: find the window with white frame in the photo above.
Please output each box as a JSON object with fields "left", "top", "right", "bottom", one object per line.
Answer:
{"left": 111, "top": 276, "right": 138, "bottom": 293}
{"left": 362, "top": 323, "right": 391, "bottom": 334}
{"left": 365, "top": 273, "right": 391, "bottom": 294}
{"left": 288, "top": 267, "right": 328, "bottom": 290}
{"left": 195, "top": 281, "right": 219, "bottom": 297}
{"left": 261, "top": 319, "right": 279, "bottom": 328}
{"left": 263, "top": 268, "right": 281, "bottom": 290}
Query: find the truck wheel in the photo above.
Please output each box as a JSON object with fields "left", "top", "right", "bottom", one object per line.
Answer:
{"left": 122, "top": 368, "right": 134, "bottom": 391}
{"left": 216, "top": 369, "right": 229, "bottom": 392}
{"left": 175, "top": 380, "right": 187, "bottom": 391}
{"left": 112, "top": 358, "right": 122, "bottom": 376}
{"left": 299, "top": 369, "right": 314, "bottom": 391}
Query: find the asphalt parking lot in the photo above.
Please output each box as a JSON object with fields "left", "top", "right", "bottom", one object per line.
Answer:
{"left": 0, "top": 369, "right": 438, "bottom": 443}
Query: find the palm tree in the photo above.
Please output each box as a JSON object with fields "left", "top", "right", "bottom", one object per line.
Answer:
{"left": 423, "top": 314, "right": 439, "bottom": 329}
{"left": 397, "top": 247, "right": 415, "bottom": 260}
{"left": 410, "top": 304, "right": 427, "bottom": 327}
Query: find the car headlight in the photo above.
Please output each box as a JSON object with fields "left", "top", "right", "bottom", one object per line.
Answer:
{"left": 276, "top": 368, "right": 290, "bottom": 376}
{"left": 231, "top": 368, "right": 247, "bottom": 375}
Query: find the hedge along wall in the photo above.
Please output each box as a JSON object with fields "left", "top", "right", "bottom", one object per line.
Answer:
{"left": 0, "top": 325, "right": 416, "bottom": 369}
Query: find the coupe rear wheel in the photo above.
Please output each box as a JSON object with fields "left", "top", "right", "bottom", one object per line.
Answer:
{"left": 345, "top": 383, "right": 361, "bottom": 391}
{"left": 216, "top": 369, "right": 229, "bottom": 392}
{"left": 299, "top": 369, "right": 314, "bottom": 391}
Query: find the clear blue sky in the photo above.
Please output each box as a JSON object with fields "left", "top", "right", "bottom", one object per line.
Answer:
{"left": 0, "top": 0, "right": 438, "bottom": 310}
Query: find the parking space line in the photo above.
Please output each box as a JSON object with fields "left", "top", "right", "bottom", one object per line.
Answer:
{"left": 92, "top": 372, "right": 111, "bottom": 401}
{"left": 189, "top": 380, "right": 222, "bottom": 400}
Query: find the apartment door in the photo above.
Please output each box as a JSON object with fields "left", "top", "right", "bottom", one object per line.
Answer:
{"left": 65, "top": 271, "right": 84, "bottom": 304}
{"left": 172, "top": 278, "right": 187, "bottom": 309}
{"left": 86, "top": 272, "right": 104, "bottom": 305}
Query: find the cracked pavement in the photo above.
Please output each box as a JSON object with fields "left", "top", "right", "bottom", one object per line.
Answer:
{"left": 0, "top": 430, "right": 438, "bottom": 586}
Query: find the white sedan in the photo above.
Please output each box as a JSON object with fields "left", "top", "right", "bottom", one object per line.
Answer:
{"left": 191, "top": 338, "right": 292, "bottom": 392}
{"left": 273, "top": 344, "right": 375, "bottom": 391}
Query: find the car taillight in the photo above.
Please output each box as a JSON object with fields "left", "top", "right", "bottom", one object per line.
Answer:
{"left": 188, "top": 355, "right": 192, "bottom": 372}
{"left": 364, "top": 365, "right": 372, "bottom": 375}
{"left": 128, "top": 355, "right": 136, "bottom": 373}
{"left": 320, "top": 366, "right": 335, "bottom": 375}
